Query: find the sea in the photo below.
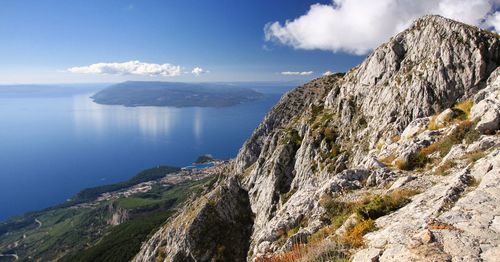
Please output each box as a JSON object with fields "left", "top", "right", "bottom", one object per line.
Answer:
{"left": 0, "top": 83, "right": 294, "bottom": 221}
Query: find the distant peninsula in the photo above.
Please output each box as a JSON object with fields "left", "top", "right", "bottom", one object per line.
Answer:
{"left": 91, "top": 81, "right": 264, "bottom": 107}
{"left": 193, "top": 154, "right": 215, "bottom": 164}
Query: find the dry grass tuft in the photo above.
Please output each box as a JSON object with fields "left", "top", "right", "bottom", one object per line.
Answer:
{"left": 434, "top": 160, "right": 456, "bottom": 176}
{"left": 464, "top": 151, "right": 486, "bottom": 164}
{"left": 428, "top": 115, "right": 442, "bottom": 130}
{"left": 453, "top": 100, "right": 473, "bottom": 119}
{"left": 391, "top": 135, "right": 401, "bottom": 143}
{"left": 355, "top": 189, "right": 418, "bottom": 220}
{"left": 379, "top": 154, "right": 396, "bottom": 167}
{"left": 428, "top": 220, "right": 457, "bottom": 231}
{"left": 395, "top": 152, "right": 429, "bottom": 171}
{"left": 338, "top": 219, "right": 376, "bottom": 248}
{"left": 258, "top": 241, "right": 349, "bottom": 262}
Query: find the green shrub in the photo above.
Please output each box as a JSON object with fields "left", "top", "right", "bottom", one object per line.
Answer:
{"left": 322, "top": 198, "right": 348, "bottom": 217}
{"left": 434, "top": 160, "right": 456, "bottom": 176}
{"left": 311, "top": 105, "right": 324, "bottom": 119}
{"left": 328, "top": 144, "right": 342, "bottom": 159}
{"left": 396, "top": 151, "right": 429, "bottom": 171}
{"left": 319, "top": 197, "right": 352, "bottom": 229}
{"left": 355, "top": 190, "right": 416, "bottom": 220}
{"left": 437, "top": 120, "right": 474, "bottom": 157}
{"left": 464, "top": 151, "right": 486, "bottom": 164}
{"left": 463, "top": 129, "right": 481, "bottom": 144}
{"left": 358, "top": 117, "right": 368, "bottom": 128}
{"left": 286, "top": 129, "right": 303, "bottom": 147}
{"left": 323, "top": 127, "right": 337, "bottom": 142}
{"left": 419, "top": 120, "right": 478, "bottom": 163}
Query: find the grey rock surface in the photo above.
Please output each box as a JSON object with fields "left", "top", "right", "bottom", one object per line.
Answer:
{"left": 133, "top": 15, "right": 500, "bottom": 262}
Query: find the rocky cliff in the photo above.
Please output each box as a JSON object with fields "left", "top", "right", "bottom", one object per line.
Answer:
{"left": 134, "top": 15, "right": 500, "bottom": 262}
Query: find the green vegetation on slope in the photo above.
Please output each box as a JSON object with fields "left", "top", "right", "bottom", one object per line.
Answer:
{"left": 71, "top": 166, "right": 180, "bottom": 204}
{"left": 65, "top": 177, "right": 212, "bottom": 261}
{"left": 0, "top": 206, "right": 111, "bottom": 259}
{"left": 62, "top": 210, "right": 173, "bottom": 262}
{"left": 0, "top": 166, "right": 216, "bottom": 261}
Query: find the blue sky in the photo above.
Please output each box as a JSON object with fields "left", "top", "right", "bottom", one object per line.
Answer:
{"left": 0, "top": 0, "right": 363, "bottom": 84}
{"left": 1, "top": 0, "right": 497, "bottom": 84}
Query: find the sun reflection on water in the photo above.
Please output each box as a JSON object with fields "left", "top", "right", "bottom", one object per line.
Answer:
{"left": 71, "top": 93, "right": 181, "bottom": 138}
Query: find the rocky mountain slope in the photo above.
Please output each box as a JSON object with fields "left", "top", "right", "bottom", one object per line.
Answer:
{"left": 134, "top": 15, "right": 500, "bottom": 262}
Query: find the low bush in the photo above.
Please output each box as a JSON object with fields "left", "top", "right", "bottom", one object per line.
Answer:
{"left": 428, "top": 115, "right": 442, "bottom": 130}
{"left": 434, "top": 160, "right": 456, "bottom": 176}
{"left": 453, "top": 100, "right": 473, "bottom": 119}
{"left": 464, "top": 151, "right": 486, "bottom": 164}
{"left": 355, "top": 189, "right": 417, "bottom": 220}
{"left": 437, "top": 120, "right": 475, "bottom": 156}
{"left": 301, "top": 190, "right": 418, "bottom": 262}
{"left": 261, "top": 241, "right": 349, "bottom": 262}
{"left": 328, "top": 144, "right": 342, "bottom": 159}
{"left": 396, "top": 151, "right": 429, "bottom": 171}
{"left": 379, "top": 154, "right": 396, "bottom": 166}
{"left": 418, "top": 120, "right": 478, "bottom": 165}
{"left": 322, "top": 127, "right": 337, "bottom": 143}
{"left": 320, "top": 197, "right": 352, "bottom": 229}
{"left": 338, "top": 219, "right": 376, "bottom": 248}
{"left": 285, "top": 129, "right": 303, "bottom": 147}
{"left": 463, "top": 129, "right": 481, "bottom": 144}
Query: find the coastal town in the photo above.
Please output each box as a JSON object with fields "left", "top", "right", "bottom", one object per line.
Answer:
{"left": 82, "top": 158, "right": 230, "bottom": 207}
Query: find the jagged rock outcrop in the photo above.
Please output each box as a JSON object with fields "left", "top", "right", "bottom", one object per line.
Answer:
{"left": 471, "top": 68, "right": 500, "bottom": 133}
{"left": 134, "top": 15, "right": 500, "bottom": 262}
{"left": 134, "top": 177, "right": 252, "bottom": 262}
{"left": 107, "top": 205, "right": 129, "bottom": 226}
{"left": 323, "top": 15, "right": 499, "bottom": 164}
{"left": 352, "top": 148, "right": 500, "bottom": 262}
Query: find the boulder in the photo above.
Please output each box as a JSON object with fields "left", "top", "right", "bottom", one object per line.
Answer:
{"left": 471, "top": 100, "right": 500, "bottom": 133}
{"left": 401, "top": 117, "right": 430, "bottom": 140}
{"left": 435, "top": 108, "right": 455, "bottom": 127}
{"left": 470, "top": 68, "right": 500, "bottom": 134}
{"left": 387, "top": 176, "right": 415, "bottom": 192}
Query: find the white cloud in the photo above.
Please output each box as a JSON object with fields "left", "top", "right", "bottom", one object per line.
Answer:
{"left": 485, "top": 11, "right": 500, "bottom": 33}
{"left": 323, "top": 71, "right": 335, "bottom": 76}
{"left": 265, "top": 0, "right": 500, "bottom": 55}
{"left": 281, "top": 71, "right": 313, "bottom": 76}
{"left": 191, "top": 67, "right": 209, "bottom": 76}
{"left": 68, "top": 61, "right": 182, "bottom": 77}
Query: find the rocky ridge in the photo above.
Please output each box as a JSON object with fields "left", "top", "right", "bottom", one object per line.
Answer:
{"left": 134, "top": 15, "right": 500, "bottom": 262}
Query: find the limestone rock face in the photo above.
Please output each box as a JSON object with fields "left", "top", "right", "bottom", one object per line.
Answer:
{"left": 134, "top": 15, "right": 500, "bottom": 262}
{"left": 323, "top": 15, "right": 499, "bottom": 164}
{"left": 133, "top": 177, "right": 253, "bottom": 262}
{"left": 471, "top": 68, "right": 500, "bottom": 133}
{"left": 352, "top": 150, "right": 500, "bottom": 262}
{"left": 107, "top": 205, "right": 129, "bottom": 226}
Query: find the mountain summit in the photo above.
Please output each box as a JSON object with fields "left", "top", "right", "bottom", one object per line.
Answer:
{"left": 134, "top": 15, "right": 500, "bottom": 262}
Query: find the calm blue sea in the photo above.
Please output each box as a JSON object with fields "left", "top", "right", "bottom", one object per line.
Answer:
{"left": 0, "top": 84, "right": 293, "bottom": 221}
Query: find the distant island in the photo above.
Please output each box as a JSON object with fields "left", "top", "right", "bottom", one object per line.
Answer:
{"left": 91, "top": 81, "right": 264, "bottom": 107}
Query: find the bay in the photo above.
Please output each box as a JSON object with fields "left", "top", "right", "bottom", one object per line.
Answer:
{"left": 0, "top": 83, "right": 292, "bottom": 221}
